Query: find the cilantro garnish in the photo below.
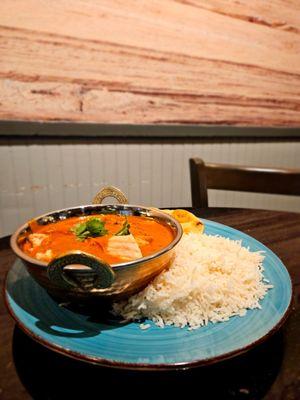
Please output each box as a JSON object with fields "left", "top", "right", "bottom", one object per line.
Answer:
{"left": 115, "top": 218, "right": 131, "bottom": 236}
{"left": 71, "top": 218, "right": 108, "bottom": 241}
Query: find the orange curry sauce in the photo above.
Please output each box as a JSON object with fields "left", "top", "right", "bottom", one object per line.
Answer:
{"left": 21, "top": 214, "right": 174, "bottom": 264}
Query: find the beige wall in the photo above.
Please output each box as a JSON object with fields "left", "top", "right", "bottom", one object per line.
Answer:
{"left": 1, "top": 138, "right": 299, "bottom": 236}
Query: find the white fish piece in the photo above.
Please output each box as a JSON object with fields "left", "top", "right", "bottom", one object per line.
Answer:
{"left": 107, "top": 234, "right": 143, "bottom": 261}
{"left": 28, "top": 233, "right": 48, "bottom": 247}
{"left": 36, "top": 249, "right": 53, "bottom": 262}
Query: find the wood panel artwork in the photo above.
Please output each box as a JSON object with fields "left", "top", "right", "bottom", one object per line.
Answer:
{"left": 0, "top": 0, "right": 300, "bottom": 126}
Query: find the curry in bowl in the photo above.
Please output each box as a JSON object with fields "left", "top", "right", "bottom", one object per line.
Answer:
{"left": 20, "top": 214, "right": 174, "bottom": 264}
{"left": 11, "top": 196, "right": 182, "bottom": 303}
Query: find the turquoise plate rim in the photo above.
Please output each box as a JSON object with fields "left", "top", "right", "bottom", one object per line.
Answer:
{"left": 4, "top": 218, "right": 293, "bottom": 371}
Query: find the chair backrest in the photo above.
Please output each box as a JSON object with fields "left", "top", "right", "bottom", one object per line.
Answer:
{"left": 189, "top": 158, "right": 300, "bottom": 208}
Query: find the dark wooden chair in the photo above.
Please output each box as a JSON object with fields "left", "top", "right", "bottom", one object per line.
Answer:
{"left": 189, "top": 158, "right": 300, "bottom": 208}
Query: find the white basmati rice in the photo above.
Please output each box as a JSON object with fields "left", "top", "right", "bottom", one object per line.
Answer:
{"left": 113, "top": 233, "right": 273, "bottom": 330}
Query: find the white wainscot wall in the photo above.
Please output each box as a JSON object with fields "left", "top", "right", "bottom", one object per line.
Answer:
{"left": 0, "top": 138, "right": 299, "bottom": 236}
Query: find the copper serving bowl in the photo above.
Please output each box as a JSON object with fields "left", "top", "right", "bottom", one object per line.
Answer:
{"left": 10, "top": 187, "right": 182, "bottom": 304}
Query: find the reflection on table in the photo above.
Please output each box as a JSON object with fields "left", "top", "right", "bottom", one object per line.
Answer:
{"left": 13, "top": 326, "right": 284, "bottom": 399}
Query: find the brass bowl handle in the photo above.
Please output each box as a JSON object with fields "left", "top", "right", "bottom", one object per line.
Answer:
{"left": 47, "top": 251, "right": 115, "bottom": 291}
{"left": 92, "top": 186, "right": 128, "bottom": 205}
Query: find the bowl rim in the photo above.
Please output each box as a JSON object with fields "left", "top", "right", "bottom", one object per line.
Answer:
{"left": 10, "top": 203, "right": 183, "bottom": 269}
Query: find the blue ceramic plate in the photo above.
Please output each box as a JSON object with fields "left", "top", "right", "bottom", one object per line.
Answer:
{"left": 5, "top": 219, "right": 292, "bottom": 370}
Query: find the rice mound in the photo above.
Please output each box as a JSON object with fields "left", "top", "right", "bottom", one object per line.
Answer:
{"left": 113, "top": 233, "right": 273, "bottom": 330}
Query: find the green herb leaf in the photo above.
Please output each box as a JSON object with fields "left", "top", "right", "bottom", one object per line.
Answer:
{"left": 87, "top": 218, "right": 106, "bottom": 235}
{"left": 73, "top": 222, "right": 87, "bottom": 236}
{"left": 115, "top": 218, "right": 131, "bottom": 236}
{"left": 71, "top": 218, "right": 108, "bottom": 241}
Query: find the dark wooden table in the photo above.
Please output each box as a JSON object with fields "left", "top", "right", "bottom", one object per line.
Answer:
{"left": 1, "top": 208, "right": 300, "bottom": 399}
